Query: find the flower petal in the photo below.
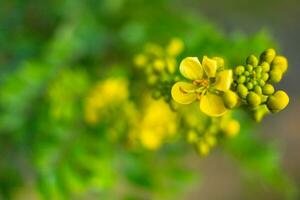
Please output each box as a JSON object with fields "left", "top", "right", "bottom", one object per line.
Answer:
{"left": 171, "top": 82, "right": 197, "bottom": 104}
{"left": 200, "top": 92, "right": 227, "bottom": 117}
{"left": 179, "top": 57, "right": 203, "bottom": 80}
{"left": 214, "top": 70, "right": 233, "bottom": 91}
{"left": 202, "top": 56, "right": 217, "bottom": 77}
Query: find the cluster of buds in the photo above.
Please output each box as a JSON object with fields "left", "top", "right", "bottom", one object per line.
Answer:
{"left": 187, "top": 114, "right": 240, "bottom": 156}
{"left": 231, "top": 48, "right": 289, "bottom": 121}
{"left": 133, "top": 38, "right": 184, "bottom": 103}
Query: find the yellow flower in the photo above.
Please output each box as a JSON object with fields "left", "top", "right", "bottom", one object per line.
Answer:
{"left": 84, "top": 78, "right": 129, "bottom": 124}
{"left": 137, "top": 98, "right": 177, "bottom": 150}
{"left": 171, "top": 56, "right": 233, "bottom": 117}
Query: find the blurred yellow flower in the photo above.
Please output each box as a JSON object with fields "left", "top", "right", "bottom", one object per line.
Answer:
{"left": 134, "top": 98, "right": 177, "bottom": 150}
{"left": 84, "top": 78, "right": 129, "bottom": 124}
{"left": 171, "top": 56, "right": 232, "bottom": 117}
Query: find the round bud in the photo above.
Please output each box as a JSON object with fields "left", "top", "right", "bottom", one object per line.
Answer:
{"left": 260, "top": 48, "right": 276, "bottom": 64}
{"left": 256, "top": 73, "right": 261, "bottom": 79}
{"left": 254, "top": 85, "right": 262, "bottom": 94}
{"left": 223, "top": 90, "right": 238, "bottom": 109}
{"left": 246, "top": 55, "right": 259, "bottom": 66}
{"left": 262, "top": 84, "right": 275, "bottom": 95}
{"left": 246, "top": 65, "right": 253, "bottom": 72}
{"left": 255, "top": 66, "right": 262, "bottom": 74}
{"left": 196, "top": 141, "right": 210, "bottom": 156}
{"left": 234, "top": 65, "right": 245, "bottom": 76}
{"left": 271, "top": 56, "right": 288, "bottom": 74}
{"left": 261, "top": 72, "right": 269, "bottom": 81}
{"left": 244, "top": 71, "right": 250, "bottom": 76}
{"left": 237, "top": 84, "right": 248, "bottom": 99}
{"left": 246, "top": 82, "right": 254, "bottom": 90}
{"left": 246, "top": 92, "right": 261, "bottom": 108}
{"left": 259, "top": 79, "right": 265, "bottom": 87}
{"left": 222, "top": 119, "right": 240, "bottom": 138}
{"left": 237, "top": 75, "right": 246, "bottom": 84}
{"left": 252, "top": 80, "right": 258, "bottom": 85}
{"left": 269, "top": 69, "right": 283, "bottom": 83}
{"left": 267, "top": 90, "right": 289, "bottom": 112}
{"left": 261, "top": 62, "right": 270, "bottom": 72}
{"left": 260, "top": 95, "right": 268, "bottom": 103}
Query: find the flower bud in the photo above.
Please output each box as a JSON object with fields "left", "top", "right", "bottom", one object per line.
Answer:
{"left": 261, "top": 72, "right": 269, "bottom": 81}
{"left": 187, "top": 130, "right": 198, "bottom": 143}
{"left": 262, "top": 84, "right": 274, "bottom": 95}
{"left": 234, "top": 65, "right": 245, "bottom": 76}
{"left": 267, "top": 90, "right": 289, "bottom": 112}
{"left": 271, "top": 56, "right": 288, "bottom": 74}
{"left": 246, "top": 92, "right": 261, "bottom": 108}
{"left": 253, "top": 105, "right": 270, "bottom": 122}
{"left": 246, "top": 82, "right": 254, "bottom": 90}
{"left": 246, "top": 64, "right": 253, "bottom": 72}
{"left": 269, "top": 69, "right": 283, "bottom": 83}
{"left": 221, "top": 119, "right": 240, "bottom": 138}
{"left": 223, "top": 90, "right": 238, "bottom": 109}
{"left": 258, "top": 79, "right": 265, "bottom": 87}
{"left": 260, "top": 48, "right": 276, "bottom": 64}
{"left": 196, "top": 141, "right": 210, "bottom": 156}
{"left": 261, "top": 62, "right": 270, "bottom": 72}
{"left": 237, "top": 75, "right": 246, "bottom": 83}
{"left": 254, "top": 85, "right": 262, "bottom": 94}
{"left": 246, "top": 55, "right": 259, "bottom": 66}
{"left": 237, "top": 84, "right": 248, "bottom": 98}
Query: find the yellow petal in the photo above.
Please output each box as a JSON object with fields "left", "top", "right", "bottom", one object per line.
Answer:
{"left": 171, "top": 82, "right": 197, "bottom": 104}
{"left": 200, "top": 92, "right": 227, "bottom": 117}
{"left": 179, "top": 57, "right": 203, "bottom": 80}
{"left": 202, "top": 56, "right": 217, "bottom": 77}
{"left": 214, "top": 70, "right": 233, "bottom": 91}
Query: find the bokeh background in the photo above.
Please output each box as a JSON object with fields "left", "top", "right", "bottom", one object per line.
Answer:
{"left": 0, "top": 0, "right": 299, "bottom": 199}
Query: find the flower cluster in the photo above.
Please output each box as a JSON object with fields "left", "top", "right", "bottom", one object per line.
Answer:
{"left": 134, "top": 38, "right": 184, "bottom": 103}
{"left": 171, "top": 48, "right": 289, "bottom": 122}
{"left": 232, "top": 48, "right": 289, "bottom": 121}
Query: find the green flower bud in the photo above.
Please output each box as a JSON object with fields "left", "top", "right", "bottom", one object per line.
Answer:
{"left": 237, "top": 75, "right": 246, "bottom": 83}
{"left": 260, "top": 95, "right": 268, "bottom": 103}
{"left": 261, "top": 62, "right": 270, "bottom": 72}
{"left": 271, "top": 56, "right": 288, "bottom": 74}
{"left": 256, "top": 73, "right": 261, "bottom": 79}
{"left": 234, "top": 65, "right": 245, "bottom": 76}
{"left": 246, "top": 92, "right": 261, "bottom": 108}
{"left": 259, "top": 79, "right": 265, "bottom": 87}
{"left": 267, "top": 90, "right": 289, "bottom": 112}
{"left": 246, "top": 82, "right": 254, "bottom": 90}
{"left": 253, "top": 105, "right": 271, "bottom": 122}
{"left": 246, "top": 77, "right": 251, "bottom": 82}
{"left": 254, "top": 85, "right": 262, "bottom": 94}
{"left": 252, "top": 80, "right": 258, "bottom": 85}
{"left": 260, "top": 48, "right": 276, "bottom": 64}
{"left": 237, "top": 84, "right": 248, "bottom": 99}
{"left": 246, "top": 55, "right": 259, "bottom": 66}
{"left": 244, "top": 71, "right": 250, "bottom": 76}
{"left": 262, "top": 84, "right": 275, "bottom": 95}
{"left": 222, "top": 90, "right": 238, "bottom": 109}
{"left": 269, "top": 69, "right": 283, "bottom": 83}
{"left": 255, "top": 66, "right": 262, "bottom": 74}
{"left": 261, "top": 72, "right": 269, "bottom": 81}
{"left": 152, "top": 90, "right": 162, "bottom": 99}
{"left": 196, "top": 141, "right": 210, "bottom": 156}
{"left": 246, "top": 65, "right": 253, "bottom": 72}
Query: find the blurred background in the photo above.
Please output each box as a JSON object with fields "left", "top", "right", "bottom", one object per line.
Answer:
{"left": 0, "top": 0, "right": 299, "bottom": 199}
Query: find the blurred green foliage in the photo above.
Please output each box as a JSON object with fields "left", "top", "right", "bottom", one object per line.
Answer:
{"left": 0, "top": 0, "right": 297, "bottom": 199}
